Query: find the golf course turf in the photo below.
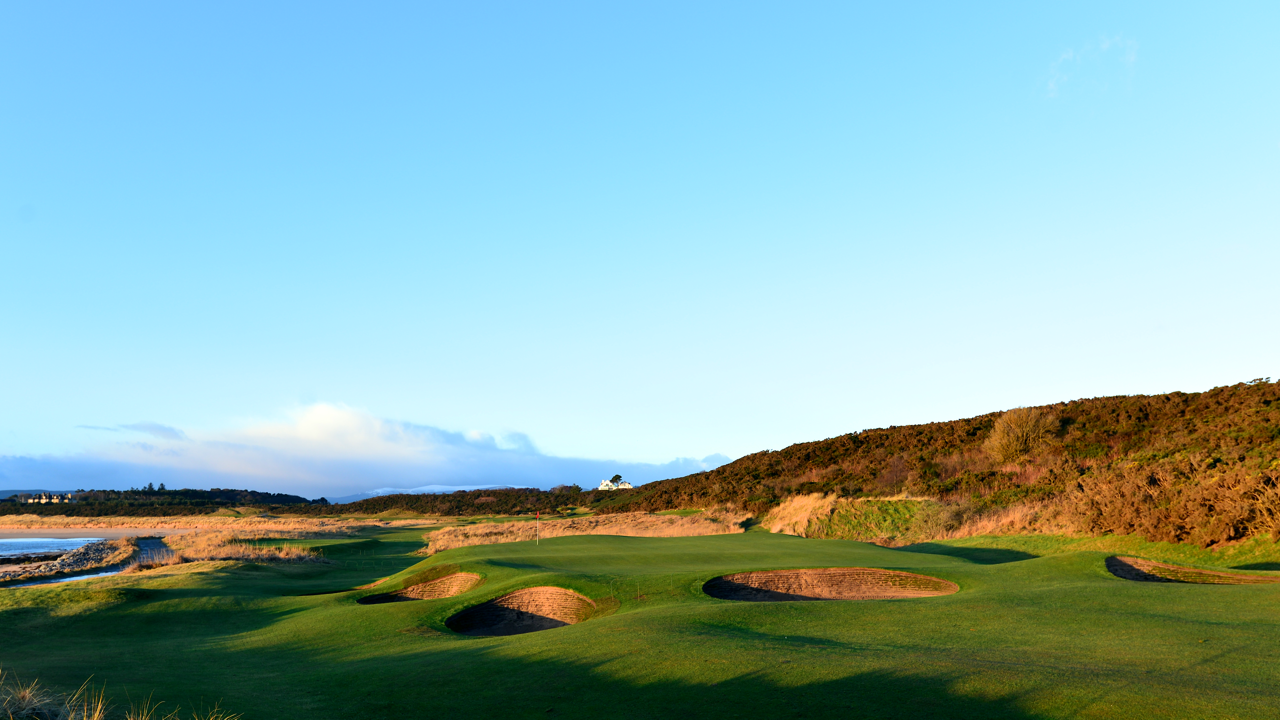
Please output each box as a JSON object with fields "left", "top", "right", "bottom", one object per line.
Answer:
{"left": 3, "top": 527, "right": 1280, "bottom": 718}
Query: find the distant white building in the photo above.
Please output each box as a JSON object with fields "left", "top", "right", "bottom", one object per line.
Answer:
{"left": 26, "top": 493, "right": 74, "bottom": 504}
{"left": 596, "top": 477, "right": 633, "bottom": 491}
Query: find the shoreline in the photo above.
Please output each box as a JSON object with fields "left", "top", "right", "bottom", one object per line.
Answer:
{"left": 0, "top": 537, "right": 173, "bottom": 587}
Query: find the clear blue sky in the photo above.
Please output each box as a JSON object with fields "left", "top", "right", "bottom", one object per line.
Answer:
{"left": 2, "top": 2, "right": 1277, "bottom": 496}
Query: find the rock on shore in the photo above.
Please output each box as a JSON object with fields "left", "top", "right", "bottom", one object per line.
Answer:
{"left": 0, "top": 540, "right": 133, "bottom": 583}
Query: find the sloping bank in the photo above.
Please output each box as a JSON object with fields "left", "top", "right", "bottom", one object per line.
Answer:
{"left": 424, "top": 510, "right": 750, "bottom": 554}
{"left": 765, "top": 494, "right": 964, "bottom": 545}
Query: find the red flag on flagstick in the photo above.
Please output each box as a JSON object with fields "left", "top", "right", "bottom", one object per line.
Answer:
{"left": 536, "top": 510, "right": 540, "bottom": 545}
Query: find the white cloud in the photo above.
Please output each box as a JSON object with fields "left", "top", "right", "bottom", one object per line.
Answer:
{"left": 0, "top": 404, "right": 731, "bottom": 498}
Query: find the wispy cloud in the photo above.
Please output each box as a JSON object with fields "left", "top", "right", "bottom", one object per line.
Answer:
{"left": 3, "top": 404, "right": 730, "bottom": 497}
{"left": 1047, "top": 34, "right": 1139, "bottom": 98}
{"left": 119, "top": 422, "right": 189, "bottom": 441}
{"left": 79, "top": 423, "right": 189, "bottom": 440}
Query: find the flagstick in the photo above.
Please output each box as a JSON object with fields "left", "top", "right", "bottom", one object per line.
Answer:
{"left": 537, "top": 510, "right": 540, "bottom": 545}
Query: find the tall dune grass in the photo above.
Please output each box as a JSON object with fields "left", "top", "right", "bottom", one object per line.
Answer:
{"left": 4, "top": 515, "right": 429, "bottom": 575}
{"left": 0, "top": 668, "right": 229, "bottom": 720}
{"left": 763, "top": 493, "right": 838, "bottom": 536}
{"left": 424, "top": 510, "right": 750, "bottom": 554}
{"left": 123, "top": 530, "right": 327, "bottom": 573}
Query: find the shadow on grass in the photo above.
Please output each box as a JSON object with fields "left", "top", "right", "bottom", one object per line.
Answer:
{"left": 483, "top": 559, "right": 554, "bottom": 570}
{"left": 1231, "top": 562, "right": 1280, "bottom": 571}
{"left": 190, "top": 640, "right": 1040, "bottom": 720}
{"left": 897, "top": 543, "right": 1037, "bottom": 565}
{"left": 685, "top": 620, "right": 857, "bottom": 650}
{"left": 0, "top": 570, "right": 1041, "bottom": 720}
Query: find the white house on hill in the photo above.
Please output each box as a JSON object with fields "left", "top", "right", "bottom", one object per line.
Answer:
{"left": 596, "top": 477, "right": 633, "bottom": 491}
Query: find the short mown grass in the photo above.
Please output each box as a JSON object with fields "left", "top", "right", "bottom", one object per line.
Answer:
{"left": 2, "top": 528, "right": 1280, "bottom": 719}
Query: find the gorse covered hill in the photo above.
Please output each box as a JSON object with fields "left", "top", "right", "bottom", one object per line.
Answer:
{"left": 601, "top": 379, "right": 1280, "bottom": 547}
{"left": 301, "top": 380, "right": 1280, "bottom": 549}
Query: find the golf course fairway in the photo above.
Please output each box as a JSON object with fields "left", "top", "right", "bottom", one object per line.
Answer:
{"left": 3, "top": 527, "right": 1280, "bottom": 719}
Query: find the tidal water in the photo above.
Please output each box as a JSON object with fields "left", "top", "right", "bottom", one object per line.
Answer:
{"left": 7, "top": 568, "right": 123, "bottom": 588}
{"left": 1, "top": 537, "right": 170, "bottom": 588}
{"left": 0, "top": 537, "right": 102, "bottom": 558}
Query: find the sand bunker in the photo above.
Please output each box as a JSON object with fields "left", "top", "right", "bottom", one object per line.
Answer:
{"left": 446, "top": 587, "right": 596, "bottom": 636}
{"left": 703, "top": 567, "right": 958, "bottom": 601}
{"left": 1106, "top": 556, "right": 1280, "bottom": 585}
{"left": 358, "top": 572, "right": 483, "bottom": 605}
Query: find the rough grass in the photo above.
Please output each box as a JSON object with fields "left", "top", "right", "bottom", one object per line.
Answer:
{"left": 764, "top": 494, "right": 939, "bottom": 544}
{"left": 763, "top": 494, "right": 1072, "bottom": 547}
{"left": 0, "top": 668, "right": 237, "bottom": 720}
{"left": 804, "top": 498, "right": 926, "bottom": 543}
{"left": 424, "top": 510, "right": 750, "bottom": 554}
{"left": 123, "top": 531, "right": 325, "bottom": 574}
{"left": 762, "top": 493, "right": 838, "bottom": 535}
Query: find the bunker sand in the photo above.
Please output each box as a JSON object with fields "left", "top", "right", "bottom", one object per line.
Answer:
{"left": 703, "top": 567, "right": 958, "bottom": 601}
{"left": 447, "top": 587, "right": 596, "bottom": 636}
{"left": 358, "top": 572, "right": 483, "bottom": 604}
{"left": 1105, "top": 556, "right": 1280, "bottom": 584}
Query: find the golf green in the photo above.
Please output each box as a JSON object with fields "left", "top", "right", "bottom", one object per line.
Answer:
{"left": 3, "top": 529, "right": 1279, "bottom": 719}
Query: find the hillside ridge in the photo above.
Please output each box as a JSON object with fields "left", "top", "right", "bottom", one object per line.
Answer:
{"left": 597, "top": 379, "right": 1280, "bottom": 547}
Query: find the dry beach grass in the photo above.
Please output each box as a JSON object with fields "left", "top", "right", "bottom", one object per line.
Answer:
{"left": 2, "top": 515, "right": 434, "bottom": 575}
{"left": 423, "top": 509, "right": 750, "bottom": 554}
{"left": 122, "top": 530, "right": 326, "bottom": 573}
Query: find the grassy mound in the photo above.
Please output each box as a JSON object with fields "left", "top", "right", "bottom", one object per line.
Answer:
{"left": 425, "top": 510, "right": 748, "bottom": 555}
